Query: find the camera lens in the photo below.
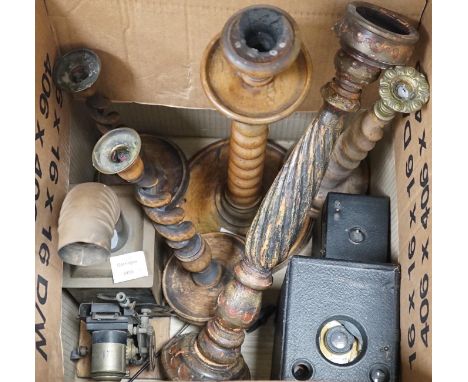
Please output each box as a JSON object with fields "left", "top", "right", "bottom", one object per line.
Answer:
{"left": 325, "top": 326, "right": 354, "bottom": 353}
{"left": 349, "top": 227, "right": 366, "bottom": 244}
{"left": 318, "top": 319, "right": 365, "bottom": 365}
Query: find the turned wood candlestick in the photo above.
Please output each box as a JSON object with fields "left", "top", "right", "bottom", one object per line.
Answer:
{"left": 91, "top": 127, "right": 245, "bottom": 325}
{"left": 183, "top": 5, "right": 312, "bottom": 246}
{"left": 160, "top": 2, "right": 420, "bottom": 379}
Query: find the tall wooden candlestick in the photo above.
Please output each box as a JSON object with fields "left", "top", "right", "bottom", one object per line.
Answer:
{"left": 184, "top": 5, "right": 312, "bottom": 244}
{"left": 160, "top": 2, "right": 420, "bottom": 379}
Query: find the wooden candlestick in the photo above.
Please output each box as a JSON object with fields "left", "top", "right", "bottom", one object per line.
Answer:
{"left": 160, "top": 2, "right": 420, "bottom": 380}
{"left": 183, "top": 5, "right": 312, "bottom": 244}
{"left": 92, "top": 127, "right": 245, "bottom": 325}
{"left": 53, "top": 49, "right": 187, "bottom": 197}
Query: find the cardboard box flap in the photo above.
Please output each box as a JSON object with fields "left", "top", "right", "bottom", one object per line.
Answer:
{"left": 46, "top": 0, "right": 425, "bottom": 110}
{"left": 393, "top": 1, "right": 432, "bottom": 380}
{"left": 35, "top": 1, "right": 71, "bottom": 381}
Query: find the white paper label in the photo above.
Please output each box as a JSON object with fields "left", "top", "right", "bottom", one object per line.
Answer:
{"left": 110, "top": 251, "right": 148, "bottom": 283}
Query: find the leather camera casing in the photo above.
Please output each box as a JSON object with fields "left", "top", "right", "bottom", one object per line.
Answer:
{"left": 272, "top": 256, "right": 400, "bottom": 381}
{"left": 321, "top": 192, "right": 390, "bottom": 263}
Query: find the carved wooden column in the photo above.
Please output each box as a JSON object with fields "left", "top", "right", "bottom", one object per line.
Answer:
{"left": 183, "top": 5, "right": 312, "bottom": 241}
{"left": 160, "top": 2, "right": 420, "bottom": 380}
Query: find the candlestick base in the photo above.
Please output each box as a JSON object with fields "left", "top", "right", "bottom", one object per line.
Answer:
{"left": 183, "top": 139, "right": 313, "bottom": 264}
{"left": 162, "top": 232, "right": 244, "bottom": 325}
{"left": 161, "top": 332, "right": 250, "bottom": 381}
{"left": 183, "top": 139, "right": 286, "bottom": 236}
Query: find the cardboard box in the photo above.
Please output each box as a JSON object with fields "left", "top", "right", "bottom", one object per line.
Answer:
{"left": 35, "top": 0, "right": 431, "bottom": 381}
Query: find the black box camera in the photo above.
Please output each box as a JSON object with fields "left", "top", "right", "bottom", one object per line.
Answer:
{"left": 272, "top": 256, "right": 400, "bottom": 382}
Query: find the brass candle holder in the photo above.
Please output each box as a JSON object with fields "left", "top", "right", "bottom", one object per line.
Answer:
{"left": 92, "top": 128, "right": 244, "bottom": 325}
{"left": 183, "top": 5, "right": 312, "bottom": 243}
{"left": 160, "top": 2, "right": 420, "bottom": 380}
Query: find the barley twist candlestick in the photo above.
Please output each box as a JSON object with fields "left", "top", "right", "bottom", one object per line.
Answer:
{"left": 53, "top": 48, "right": 121, "bottom": 134}
{"left": 92, "top": 128, "right": 245, "bottom": 325}
{"left": 160, "top": 2, "right": 419, "bottom": 379}
{"left": 184, "top": 5, "right": 312, "bottom": 242}
{"left": 53, "top": 48, "right": 188, "bottom": 193}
